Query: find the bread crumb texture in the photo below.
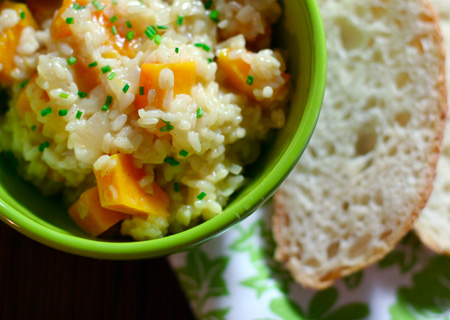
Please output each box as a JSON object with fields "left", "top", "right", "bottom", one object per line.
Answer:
{"left": 274, "top": 0, "right": 447, "bottom": 289}
{"left": 415, "top": 0, "right": 450, "bottom": 255}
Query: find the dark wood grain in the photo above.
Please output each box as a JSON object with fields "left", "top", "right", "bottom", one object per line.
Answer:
{"left": 0, "top": 222, "right": 195, "bottom": 320}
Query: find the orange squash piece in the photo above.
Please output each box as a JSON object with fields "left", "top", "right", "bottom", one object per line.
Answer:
{"left": 0, "top": 2, "right": 38, "bottom": 87}
{"left": 135, "top": 62, "right": 196, "bottom": 109}
{"left": 69, "top": 186, "right": 127, "bottom": 237}
{"left": 94, "top": 154, "right": 170, "bottom": 217}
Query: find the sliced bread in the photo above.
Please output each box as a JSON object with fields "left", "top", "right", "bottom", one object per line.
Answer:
{"left": 273, "top": 0, "right": 447, "bottom": 289}
{"left": 415, "top": 0, "right": 450, "bottom": 255}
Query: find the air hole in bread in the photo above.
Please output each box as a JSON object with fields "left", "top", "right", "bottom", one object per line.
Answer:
{"left": 309, "top": 147, "right": 317, "bottom": 158}
{"left": 364, "top": 96, "right": 377, "bottom": 110}
{"left": 395, "top": 110, "right": 411, "bottom": 127}
{"left": 349, "top": 234, "right": 372, "bottom": 258}
{"left": 396, "top": 72, "right": 412, "bottom": 89}
{"left": 336, "top": 17, "right": 364, "bottom": 51}
{"left": 379, "top": 229, "right": 393, "bottom": 240}
{"left": 419, "top": 12, "right": 434, "bottom": 22}
{"left": 355, "top": 123, "right": 377, "bottom": 155}
{"left": 327, "top": 241, "right": 340, "bottom": 259}
{"left": 388, "top": 146, "right": 397, "bottom": 156}
{"left": 361, "top": 158, "right": 373, "bottom": 172}
{"left": 383, "top": 135, "right": 390, "bottom": 143}
{"left": 409, "top": 37, "right": 424, "bottom": 54}
{"left": 443, "top": 183, "right": 450, "bottom": 193}
{"left": 327, "top": 143, "right": 336, "bottom": 155}
{"left": 342, "top": 201, "right": 350, "bottom": 211}
{"left": 354, "top": 194, "right": 371, "bottom": 205}
{"left": 373, "top": 50, "right": 383, "bottom": 63}
{"left": 374, "top": 190, "right": 383, "bottom": 206}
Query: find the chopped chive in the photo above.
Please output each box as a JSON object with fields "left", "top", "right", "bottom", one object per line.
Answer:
{"left": 208, "top": 58, "right": 214, "bottom": 63}
{"left": 209, "top": 9, "right": 219, "bottom": 22}
{"left": 78, "top": 91, "right": 87, "bottom": 98}
{"left": 139, "top": 86, "right": 144, "bottom": 95}
{"left": 179, "top": 149, "right": 188, "bottom": 157}
{"left": 38, "top": 141, "right": 50, "bottom": 152}
{"left": 144, "top": 25, "right": 157, "bottom": 39}
{"left": 66, "top": 17, "right": 74, "bottom": 24}
{"left": 196, "top": 107, "right": 203, "bottom": 118}
{"left": 108, "top": 72, "right": 116, "bottom": 80}
{"left": 154, "top": 35, "right": 162, "bottom": 45}
{"left": 31, "top": 125, "right": 37, "bottom": 131}
{"left": 59, "top": 92, "right": 70, "bottom": 98}
{"left": 174, "top": 182, "right": 179, "bottom": 192}
{"left": 176, "top": 15, "right": 184, "bottom": 26}
{"left": 247, "top": 75, "right": 254, "bottom": 85}
{"left": 205, "top": 0, "right": 213, "bottom": 9}
{"left": 122, "top": 83, "right": 130, "bottom": 93}
{"left": 175, "top": 47, "right": 179, "bottom": 53}
{"left": 79, "top": 5, "right": 86, "bottom": 9}
{"left": 20, "top": 79, "right": 29, "bottom": 88}
{"left": 125, "top": 20, "right": 132, "bottom": 28}
{"left": 58, "top": 109, "right": 68, "bottom": 116}
{"left": 195, "top": 43, "right": 210, "bottom": 52}
{"left": 101, "top": 65, "right": 111, "bottom": 73}
{"left": 76, "top": 110, "right": 83, "bottom": 119}
{"left": 164, "top": 157, "right": 180, "bottom": 166}
{"left": 197, "top": 192, "right": 206, "bottom": 200}
{"left": 67, "top": 57, "right": 77, "bottom": 65}
{"left": 157, "top": 25, "right": 168, "bottom": 29}
{"left": 73, "top": 3, "right": 80, "bottom": 9}
{"left": 102, "top": 95, "right": 112, "bottom": 111}
{"left": 40, "top": 107, "right": 52, "bottom": 117}
{"left": 101, "top": 105, "right": 108, "bottom": 111}
{"left": 160, "top": 120, "right": 174, "bottom": 132}
{"left": 88, "top": 61, "right": 98, "bottom": 68}
{"left": 92, "top": 0, "right": 105, "bottom": 11}
{"left": 126, "top": 31, "right": 135, "bottom": 41}
{"left": 111, "top": 25, "right": 117, "bottom": 35}
{"left": 20, "top": 11, "right": 25, "bottom": 20}
{"left": 110, "top": 15, "right": 118, "bottom": 23}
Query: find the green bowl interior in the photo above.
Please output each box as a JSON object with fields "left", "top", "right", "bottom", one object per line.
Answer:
{"left": 0, "top": 0, "right": 326, "bottom": 259}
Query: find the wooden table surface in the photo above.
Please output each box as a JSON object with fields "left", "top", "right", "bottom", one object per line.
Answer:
{"left": 0, "top": 222, "right": 196, "bottom": 320}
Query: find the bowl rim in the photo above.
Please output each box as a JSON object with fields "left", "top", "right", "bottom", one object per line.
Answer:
{"left": 0, "top": 0, "right": 327, "bottom": 259}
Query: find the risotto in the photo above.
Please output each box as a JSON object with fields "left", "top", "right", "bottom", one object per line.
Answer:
{"left": 0, "top": 0, "right": 290, "bottom": 240}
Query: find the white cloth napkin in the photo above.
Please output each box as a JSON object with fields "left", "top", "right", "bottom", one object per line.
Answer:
{"left": 169, "top": 201, "right": 450, "bottom": 320}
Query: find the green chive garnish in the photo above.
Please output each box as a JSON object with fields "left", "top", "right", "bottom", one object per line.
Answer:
{"left": 88, "top": 61, "right": 98, "bottom": 68}
{"left": 179, "top": 149, "right": 188, "bottom": 157}
{"left": 78, "top": 91, "right": 87, "bottom": 98}
{"left": 208, "top": 58, "right": 214, "bottom": 63}
{"left": 145, "top": 25, "right": 157, "bottom": 39}
{"left": 157, "top": 25, "right": 168, "bottom": 29}
{"left": 209, "top": 10, "right": 219, "bottom": 22}
{"left": 66, "top": 17, "right": 74, "bottom": 24}
{"left": 196, "top": 107, "right": 203, "bottom": 118}
{"left": 122, "top": 83, "right": 130, "bottom": 93}
{"left": 31, "top": 125, "right": 36, "bottom": 131}
{"left": 20, "top": 79, "right": 29, "bottom": 88}
{"left": 154, "top": 35, "right": 162, "bottom": 45}
{"left": 175, "top": 47, "right": 179, "bottom": 53}
{"left": 67, "top": 57, "right": 77, "bottom": 65}
{"left": 195, "top": 43, "right": 210, "bottom": 52}
{"left": 108, "top": 72, "right": 116, "bottom": 80}
{"left": 160, "top": 120, "right": 174, "bottom": 132}
{"left": 197, "top": 192, "right": 206, "bottom": 200}
{"left": 38, "top": 141, "right": 50, "bottom": 152}
{"left": 40, "top": 107, "right": 52, "bottom": 117}
{"left": 174, "top": 182, "right": 179, "bottom": 192}
{"left": 110, "top": 15, "right": 117, "bottom": 23}
{"left": 205, "top": 0, "right": 213, "bottom": 9}
{"left": 20, "top": 11, "right": 25, "bottom": 20}
{"left": 101, "top": 65, "right": 111, "bottom": 73}
{"left": 102, "top": 95, "right": 112, "bottom": 111}
{"left": 101, "top": 105, "right": 108, "bottom": 111}
{"left": 164, "top": 157, "right": 180, "bottom": 166}
{"left": 126, "top": 31, "right": 135, "bottom": 41}
{"left": 59, "top": 92, "right": 69, "bottom": 98}
{"left": 58, "top": 109, "right": 68, "bottom": 116}
{"left": 76, "top": 110, "right": 83, "bottom": 119}
{"left": 125, "top": 20, "right": 132, "bottom": 28}
{"left": 111, "top": 25, "right": 117, "bottom": 35}
{"left": 73, "top": 3, "right": 80, "bottom": 9}
{"left": 139, "top": 86, "right": 144, "bottom": 95}
{"left": 92, "top": 0, "right": 105, "bottom": 11}
{"left": 176, "top": 15, "right": 184, "bottom": 26}
{"left": 247, "top": 75, "right": 254, "bottom": 85}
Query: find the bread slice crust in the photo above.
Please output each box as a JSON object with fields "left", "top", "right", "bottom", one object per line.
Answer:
{"left": 273, "top": 0, "right": 447, "bottom": 289}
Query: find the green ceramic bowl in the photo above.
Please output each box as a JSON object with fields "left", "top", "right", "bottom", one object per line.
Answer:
{"left": 0, "top": 0, "right": 326, "bottom": 259}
